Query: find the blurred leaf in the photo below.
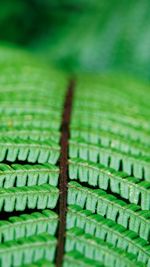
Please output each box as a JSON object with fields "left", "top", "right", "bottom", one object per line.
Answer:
{"left": 32, "top": 0, "right": 150, "bottom": 79}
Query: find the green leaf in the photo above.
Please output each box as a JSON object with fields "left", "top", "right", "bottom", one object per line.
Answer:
{"left": 0, "top": 137, "right": 60, "bottom": 164}
{"left": 35, "top": 1, "right": 150, "bottom": 80}
{"left": 0, "top": 126, "right": 60, "bottom": 143}
{"left": 22, "top": 259, "right": 54, "bottom": 267}
{"left": 0, "top": 184, "right": 59, "bottom": 212}
{"left": 66, "top": 228, "right": 145, "bottom": 267}
{"left": 0, "top": 162, "right": 59, "bottom": 188}
{"left": 67, "top": 205, "right": 150, "bottom": 264}
{"left": 69, "top": 158, "right": 150, "bottom": 209}
{"left": 68, "top": 182, "right": 150, "bottom": 241}
{"left": 64, "top": 251, "right": 102, "bottom": 267}
{"left": 0, "top": 233, "right": 56, "bottom": 267}
{"left": 0, "top": 209, "right": 58, "bottom": 242}
{"left": 69, "top": 139, "right": 150, "bottom": 181}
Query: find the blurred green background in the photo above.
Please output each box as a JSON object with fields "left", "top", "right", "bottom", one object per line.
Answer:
{"left": 0, "top": 0, "right": 150, "bottom": 79}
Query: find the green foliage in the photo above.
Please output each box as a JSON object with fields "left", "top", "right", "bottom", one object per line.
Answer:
{"left": 0, "top": 137, "right": 60, "bottom": 164}
{"left": 67, "top": 205, "right": 150, "bottom": 264}
{"left": 65, "top": 228, "right": 145, "bottom": 267}
{"left": 0, "top": 210, "right": 58, "bottom": 242}
{"left": 0, "top": 162, "right": 59, "bottom": 188}
{"left": 0, "top": 46, "right": 68, "bottom": 266}
{"left": 0, "top": 114, "right": 61, "bottom": 130}
{"left": 0, "top": 184, "right": 59, "bottom": 212}
{"left": 0, "top": 0, "right": 65, "bottom": 45}
{"left": 0, "top": 44, "right": 149, "bottom": 266}
{"left": 1, "top": 1, "right": 150, "bottom": 79}
{"left": 64, "top": 251, "right": 103, "bottom": 267}
{"left": 69, "top": 75, "right": 150, "bottom": 190}
{"left": 22, "top": 259, "right": 54, "bottom": 267}
{"left": 0, "top": 233, "right": 56, "bottom": 267}
{"left": 71, "top": 74, "right": 150, "bottom": 139}
{"left": 67, "top": 73, "right": 150, "bottom": 267}
{"left": 69, "top": 158, "right": 150, "bottom": 209}
{"left": 71, "top": 127, "right": 149, "bottom": 154}
{"left": 68, "top": 182, "right": 150, "bottom": 241}
{"left": 0, "top": 126, "right": 60, "bottom": 143}
{"left": 34, "top": 1, "right": 150, "bottom": 79}
{"left": 71, "top": 124, "right": 150, "bottom": 147}
{"left": 69, "top": 138, "right": 150, "bottom": 180}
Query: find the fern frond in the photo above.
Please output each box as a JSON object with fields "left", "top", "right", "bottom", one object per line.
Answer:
{"left": 64, "top": 251, "right": 102, "bottom": 267}
{"left": 0, "top": 137, "right": 60, "bottom": 164}
{"left": 67, "top": 205, "right": 150, "bottom": 264}
{"left": 0, "top": 209, "right": 58, "bottom": 242}
{"left": 0, "top": 126, "right": 60, "bottom": 143}
{"left": 0, "top": 86, "right": 65, "bottom": 102}
{"left": 67, "top": 72, "right": 150, "bottom": 266}
{"left": 0, "top": 114, "right": 61, "bottom": 130}
{"left": 69, "top": 139, "right": 150, "bottom": 180}
{"left": 71, "top": 108, "right": 150, "bottom": 139}
{"left": 71, "top": 127, "right": 149, "bottom": 155}
{"left": 68, "top": 182, "right": 150, "bottom": 241}
{"left": 71, "top": 119, "right": 150, "bottom": 146}
{"left": 69, "top": 158, "right": 150, "bottom": 209}
{"left": 0, "top": 103, "right": 62, "bottom": 117}
{"left": 0, "top": 184, "right": 59, "bottom": 212}
{"left": 0, "top": 89, "right": 64, "bottom": 101}
{"left": 73, "top": 96, "right": 149, "bottom": 120}
{"left": 0, "top": 162, "right": 59, "bottom": 188}
{"left": 66, "top": 228, "right": 145, "bottom": 267}
{"left": 0, "top": 46, "right": 67, "bottom": 266}
{"left": 72, "top": 109, "right": 149, "bottom": 132}
{"left": 0, "top": 233, "right": 56, "bottom": 267}
{"left": 0, "top": 88, "right": 65, "bottom": 105}
{"left": 22, "top": 259, "right": 54, "bottom": 267}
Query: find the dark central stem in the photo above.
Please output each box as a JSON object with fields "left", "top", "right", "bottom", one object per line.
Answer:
{"left": 56, "top": 79, "right": 75, "bottom": 267}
